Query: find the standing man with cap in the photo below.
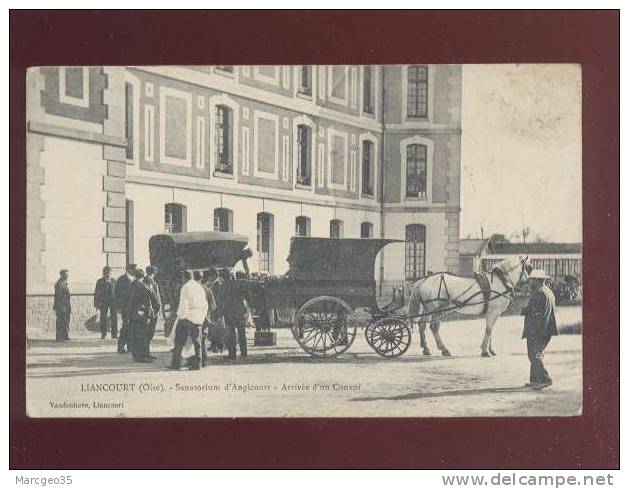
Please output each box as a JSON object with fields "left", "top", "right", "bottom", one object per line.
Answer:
{"left": 521, "top": 269, "right": 558, "bottom": 389}
{"left": 144, "top": 266, "right": 162, "bottom": 359}
{"left": 213, "top": 268, "right": 250, "bottom": 361}
{"left": 53, "top": 269, "right": 71, "bottom": 342}
{"left": 168, "top": 270, "right": 208, "bottom": 370}
{"left": 128, "top": 269, "right": 160, "bottom": 363}
{"left": 94, "top": 266, "right": 117, "bottom": 339}
{"left": 116, "top": 263, "right": 137, "bottom": 354}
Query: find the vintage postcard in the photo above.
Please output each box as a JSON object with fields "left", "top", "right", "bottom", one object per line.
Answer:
{"left": 25, "top": 63, "right": 582, "bottom": 417}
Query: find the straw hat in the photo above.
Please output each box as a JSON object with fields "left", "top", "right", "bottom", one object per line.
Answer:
{"left": 528, "top": 269, "right": 549, "bottom": 280}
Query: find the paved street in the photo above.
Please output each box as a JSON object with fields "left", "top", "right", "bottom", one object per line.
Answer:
{"left": 26, "top": 307, "right": 582, "bottom": 418}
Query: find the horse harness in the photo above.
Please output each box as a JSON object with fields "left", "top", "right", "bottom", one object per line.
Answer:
{"left": 474, "top": 273, "right": 492, "bottom": 315}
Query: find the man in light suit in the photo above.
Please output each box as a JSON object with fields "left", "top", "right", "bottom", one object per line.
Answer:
{"left": 521, "top": 269, "right": 558, "bottom": 389}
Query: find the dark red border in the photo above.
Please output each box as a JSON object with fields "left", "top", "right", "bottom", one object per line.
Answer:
{"left": 10, "top": 10, "right": 619, "bottom": 469}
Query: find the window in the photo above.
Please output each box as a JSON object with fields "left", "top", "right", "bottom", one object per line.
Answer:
{"left": 125, "top": 82, "right": 134, "bottom": 159}
{"left": 216, "top": 65, "right": 234, "bottom": 73}
{"left": 330, "top": 219, "right": 344, "bottom": 238}
{"left": 362, "top": 140, "right": 374, "bottom": 196}
{"left": 406, "top": 144, "right": 428, "bottom": 199}
{"left": 215, "top": 105, "right": 232, "bottom": 173}
{"left": 405, "top": 224, "right": 426, "bottom": 280}
{"left": 407, "top": 65, "right": 428, "bottom": 118}
{"left": 298, "top": 66, "right": 312, "bottom": 96}
{"left": 360, "top": 222, "right": 373, "bottom": 238}
{"left": 363, "top": 65, "right": 374, "bottom": 114}
{"left": 125, "top": 199, "right": 134, "bottom": 265}
{"left": 296, "top": 125, "right": 311, "bottom": 186}
{"left": 257, "top": 213, "right": 273, "bottom": 273}
{"left": 295, "top": 216, "right": 311, "bottom": 237}
{"left": 165, "top": 203, "right": 186, "bottom": 234}
{"left": 213, "top": 208, "right": 233, "bottom": 232}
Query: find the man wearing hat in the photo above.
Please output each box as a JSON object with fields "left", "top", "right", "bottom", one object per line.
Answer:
{"left": 213, "top": 268, "right": 250, "bottom": 361}
{"left": 53, "top": 269, "right": 71, "bottom": 342}
{"left": 128, "top": 269, "right": 160, "bottom": 362}
{"left": 94, "top": 266, "right": 117, "bottom": 339}
{"left": 116, "top": 263, "right": 137, "bottom": 354}
{"left": 521, "top": 269, "right": 558, "bottom": 389}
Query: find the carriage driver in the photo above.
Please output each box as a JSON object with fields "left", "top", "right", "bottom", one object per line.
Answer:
{"left": 521, "top": 269, "right": 558, "bottom": 389}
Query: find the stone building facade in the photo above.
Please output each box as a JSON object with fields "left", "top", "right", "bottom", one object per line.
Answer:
{"left": 26, "top": 64, "right": 462, "bottom": 334}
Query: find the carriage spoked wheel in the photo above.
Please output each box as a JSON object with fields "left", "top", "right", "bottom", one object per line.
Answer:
{"left": 365, "top": 318, "right": 412, "bottom": 358}
{"left": 292, "top": 296, "right": 356, "bottom": 357}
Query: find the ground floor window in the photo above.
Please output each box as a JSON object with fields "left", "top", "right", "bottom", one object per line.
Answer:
{"left": 213, "top": 208, "right": 233, "bottom": 232}
{"left": 405, "top": 224, "right": 426, "bottom": 280}
{"left": 360, "top": 221, "right": 373, "bottom": 238}
{"left": 295, "top": 216, "right": 311, "bottom": 237}
{"left": 257, "top": 212, "right": 273, "bottom": 273}
{"left": 330, "top": 219, "right": 344, "bottom": 238}
{"left": 165, "top": 203, "right": 186, "bottom": 234}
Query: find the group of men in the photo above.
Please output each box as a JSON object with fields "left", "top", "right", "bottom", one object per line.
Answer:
{"left": 53, "top": 263, "right": 559, "bottom": 387}
{"left": 169, "top": 268, "right": 250, "bottom": 370}
{"left": 94, "top": 263, "right": 162, "bottom": 363}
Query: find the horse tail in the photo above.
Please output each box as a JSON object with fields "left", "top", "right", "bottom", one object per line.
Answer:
{"left": 407, "top": 281, "right": 425, "bottom": 318}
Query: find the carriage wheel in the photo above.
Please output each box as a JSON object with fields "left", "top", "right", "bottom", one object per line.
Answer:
{"left": 365, "top": 318, "right": 412, "bottom": 358}
{"left": 292, "top": 296, "right": 356, "bottom": 357}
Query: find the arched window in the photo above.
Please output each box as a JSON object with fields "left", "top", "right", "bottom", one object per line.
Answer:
{"left": 165, "top": 203, "right": 187, "bottom": 234}
{"left": 213, "top": 208, "right": 233, "bottom": 233}
{"left": 407, "top": 65, "right": 429, "bottom": 118}
{"left": 257, "top": 212, "right": 274, "bottom": 273}
{"left": 405, "top": 224, "right": 426, "bottom": 280}
{"left": 215, "top": 105, "right": 233, "bottom": 174}
{"left": 330, "top": 219, "right": 344, "bottom": 238}
{"left": 406, "top": 144, "right": 428, "bottom": 199}
{"left": 360, "top": 222, "right": 373, "bottom": 238}
{"left": 295, "top": 216, "right": 311, "bottom": 237}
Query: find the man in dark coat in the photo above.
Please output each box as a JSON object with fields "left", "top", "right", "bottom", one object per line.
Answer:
{"left": 202, "top": 269, "right": 223, "bottom": 354}
{"left": 128, "top": 269, "right": 160, "bottom": 362}
{"left": 213, "top": 268, "right": 249, "bottom": 360}
{"left": 116, "top": 263, "right": 137, "bottom": 354}
{"left": 53, "top": 269, "right": 71, "bottom": 341}
{"left": 521, "top": 269, "right": 559, "bottom": 389}
{"left": 94, "top": 266, "right": 117, "bottom": 339}
{"left": 144, "top": 266, "right": 162, "bottom": 359}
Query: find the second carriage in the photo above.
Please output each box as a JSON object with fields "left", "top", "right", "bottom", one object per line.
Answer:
{"left": 149, "top": 232, "right": 412, "bottom": 358}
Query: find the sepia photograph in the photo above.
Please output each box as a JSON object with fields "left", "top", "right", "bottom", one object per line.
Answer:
{"left": 24, "top": 62, "right": 583, "bottom": 418}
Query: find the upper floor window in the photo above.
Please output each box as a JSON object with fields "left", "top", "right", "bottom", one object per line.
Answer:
{"left": 165, "top": 203, "right": 186, "bottom": 234}
{"left": 362, "top": 140, "right": 374, "bottom": 196}
{"left": 407, "top": 65, "right": 428, "bottom": 118}
{"left": 360, "top": 222, "right": 374, "bottom": 238}
{"left": 330, "top": 219, "right": 344, "bottom": 238}
{"left": 296, "top": 125, "right": 311, "bottom": 186}
{"left": 406, "top": 144, "right": 427, "bottom": 199}
{"left": 405, "top": 224, "right": 426, "bottom": 281}
{"left": 216, "top": 65, "right": 234, "bottom": 73}
{"left": 298, "top": 66, "right": 312, "bottom": 96}
{"left": 215, "top": 105, "right": 233, "bottom": 174}
{"left": 125, "top": 82, "right": 134, "bottom": 159}
{"left": 213, "top": 208, "right": 233, "bottom": 232}
{"left": 295, "top": 216, "right": 311, "bottom": 237}
{"left": 362, "top": 65, "right": 374, "bottom": 114}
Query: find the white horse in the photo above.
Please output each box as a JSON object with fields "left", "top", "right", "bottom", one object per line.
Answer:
{"left": 406, "top": 257, "right": 531, "bottom": 357}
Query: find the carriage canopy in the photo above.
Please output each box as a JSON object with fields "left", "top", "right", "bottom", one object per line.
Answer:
{"left": 149, "top": 231, "right": 249, "bottom": 279}
{"left": 286, "top": 237, "right": 402, "bottom": 282}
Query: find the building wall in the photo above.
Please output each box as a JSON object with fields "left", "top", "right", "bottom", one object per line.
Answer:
{"left": 26, "top": 64, "right": 462, "bottom": 333}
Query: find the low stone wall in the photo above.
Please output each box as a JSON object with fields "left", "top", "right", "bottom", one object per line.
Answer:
{"left": 26, "top": 294, "right": 102, "bottom": 338}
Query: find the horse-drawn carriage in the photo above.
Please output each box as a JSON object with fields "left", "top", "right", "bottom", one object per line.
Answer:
{"left": 149, "top": 232, "right": 412, "bottom": 358}
{"left": 150, "top": 231, "right": 531, "bottom": 359}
